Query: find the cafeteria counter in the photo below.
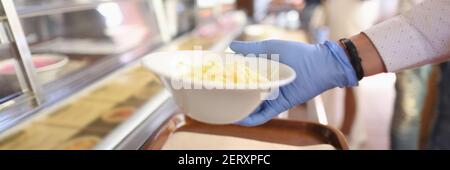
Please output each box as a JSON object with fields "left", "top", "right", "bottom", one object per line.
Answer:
{"left": 0, "top": 11, "right": 341, "bottom": 150}
{"left": 0, "top": 11, "right": 248, "bottom": 150}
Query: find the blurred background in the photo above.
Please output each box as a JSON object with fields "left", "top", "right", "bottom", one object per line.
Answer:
{"left": 0, "top": 0, "right": 441, "bottom": 150}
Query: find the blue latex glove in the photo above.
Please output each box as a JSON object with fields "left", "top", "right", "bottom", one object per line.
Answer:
{"left": 230, "top": 40, "right": 359, "bottom": 126}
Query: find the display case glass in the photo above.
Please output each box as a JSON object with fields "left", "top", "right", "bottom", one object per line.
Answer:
{"left": 0, "top": 0, "right": 163, "bottom": 132}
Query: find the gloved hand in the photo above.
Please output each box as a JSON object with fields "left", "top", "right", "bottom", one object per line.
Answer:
{"left": 230, "top": 40, "right": 359, "bottom": 126}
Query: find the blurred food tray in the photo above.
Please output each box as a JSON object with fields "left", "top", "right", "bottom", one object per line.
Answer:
{"left": 0, "top": 65, "right": 166, "bottom": 150}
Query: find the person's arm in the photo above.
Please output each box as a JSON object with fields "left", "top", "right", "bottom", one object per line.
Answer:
{"left": 339, "top": 0, "right": 450, "bottom": 76}
{"left": 363, "top": 0, "right": 450, "bottom": 72}
{"left": 229, "top": 0, "right": 450, "bottom": 126}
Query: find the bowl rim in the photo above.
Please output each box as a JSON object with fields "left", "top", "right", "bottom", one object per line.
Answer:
{"left": 142, "top": 50, "right": 296, "bottom": 90}
{"left": 0, "top": 53, "right": 69, "bottom": 74}
{"left": 32, "top": 54, "right": 69, "bottom": 72}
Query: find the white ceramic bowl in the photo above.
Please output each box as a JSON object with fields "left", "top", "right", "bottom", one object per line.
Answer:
{"left": 0, "top": 54, "right": 69, "bottom": 84}
{"left": 142, "top": 51, "right": 296, "bottom": 124}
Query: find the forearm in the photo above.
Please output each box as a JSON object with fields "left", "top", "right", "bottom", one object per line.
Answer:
{"left": 338, "top": 33, "right": 387, "bottom": 77}
{"left": 363, "top": 0, "right": 450, "bottom": 72}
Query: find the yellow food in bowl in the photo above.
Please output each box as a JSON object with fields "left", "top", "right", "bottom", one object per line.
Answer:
{"left": 178, "top": 61, "right": 269, "bottom": 84}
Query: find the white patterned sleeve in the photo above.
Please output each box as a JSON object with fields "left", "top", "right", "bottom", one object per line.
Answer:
{"left": 363, "top": 0, "right": 450, "bottom": 72}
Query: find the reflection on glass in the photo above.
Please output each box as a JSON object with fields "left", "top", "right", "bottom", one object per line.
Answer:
{"left": 0, "top": 43, "right": 23, "bottom": 104}
{"left": 16, "top": 0, "right": 159, "bottom": 86}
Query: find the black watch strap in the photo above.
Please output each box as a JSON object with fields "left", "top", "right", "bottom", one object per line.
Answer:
{"left": 339, "top": 38, "right": 365, "bottom": 81}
